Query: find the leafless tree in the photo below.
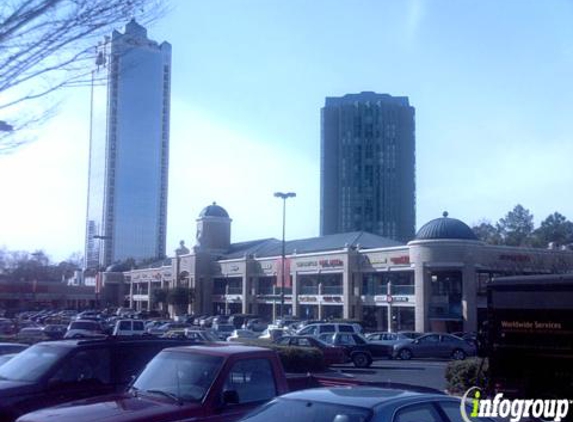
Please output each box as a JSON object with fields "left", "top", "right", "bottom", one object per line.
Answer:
{"left": 0, "top": 0, "right": 167, "bottom": 153}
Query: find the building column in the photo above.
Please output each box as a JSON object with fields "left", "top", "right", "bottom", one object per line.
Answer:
{"left": 343, "top": 257, "right": 352, "bottom": 319}
{"left": 462, "top": 265, "right": 477, "bottom": 332}
{"left": 129, "top": 279, "right": 134, "bottom": 309}
{"left": 241, "top": 274, "right": 249, "bottom": 314}
{"left": 291, "top": 272, "right": 299, "bottom": 317}
{"left": 147, "top": 279, "right": 152, "bottom": 310}
{"left": 414, "top": 264, "right": 430, "bottom": 332}
{"left": 250, "top": 277, "right": 258, "bottom": 315}
{"left": 318, "top": 281, "right": 323, "bottom": 320}
{"left": 351, "top": 272, "right": 362, "bottom": 320}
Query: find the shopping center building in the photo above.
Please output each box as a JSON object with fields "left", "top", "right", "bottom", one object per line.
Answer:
{"left": 125, "top": 203, "right": 573, "bottom": 333}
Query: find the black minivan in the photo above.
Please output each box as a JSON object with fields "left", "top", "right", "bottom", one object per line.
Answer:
{"left": 0, "top": 337, "right": 194, "bottom": 421}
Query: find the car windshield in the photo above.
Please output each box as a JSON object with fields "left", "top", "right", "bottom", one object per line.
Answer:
{"left": 241, "top": 397, "right": 371, "bottom": 422}
{"left": 0, "top": 344, "right": 69, "bottom": 382}
{"left": 132, "top": 351, "right": 223, "bottom": 402}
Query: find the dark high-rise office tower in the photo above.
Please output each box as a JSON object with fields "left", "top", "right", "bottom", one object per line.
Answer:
{"left": 84, "top": 20, "right": 171, "bottom": 269}
{"left": 320, "top": 92, "right": 415, "bottom": 242}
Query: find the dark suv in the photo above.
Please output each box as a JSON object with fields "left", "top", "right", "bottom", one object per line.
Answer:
{"left": 0, "top": 337, "right": 194, "bottom": 421}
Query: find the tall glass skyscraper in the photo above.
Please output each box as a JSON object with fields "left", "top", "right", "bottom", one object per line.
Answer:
{"left": 320, "top": 92, "right": 415, "bottom": 243}
{"left": 85, "top": 20, "right": 171, "bottom": 269}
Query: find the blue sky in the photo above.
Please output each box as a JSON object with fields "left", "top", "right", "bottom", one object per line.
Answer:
{"left": 1, "top": 0, "right": 572, "bottom": 262}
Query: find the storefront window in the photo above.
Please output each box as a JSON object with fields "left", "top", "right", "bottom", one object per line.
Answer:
{"left": 362, "top": 271, "right": 414, "bottom": 295}
{"left": 429, "top": 271, "right": 462, "bottom": 320}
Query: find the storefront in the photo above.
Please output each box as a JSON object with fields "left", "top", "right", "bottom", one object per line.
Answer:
{"left": 126, "top": 204, "right": 573, "bottom": 333}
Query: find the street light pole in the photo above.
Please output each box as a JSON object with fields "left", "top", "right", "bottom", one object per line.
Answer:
{"left": 274, "top": 192, "right": 296, "bottom": 319}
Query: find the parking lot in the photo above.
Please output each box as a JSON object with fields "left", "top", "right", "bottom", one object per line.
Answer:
{"left": 333, "top": 359, "right": 450, "bottom": 392}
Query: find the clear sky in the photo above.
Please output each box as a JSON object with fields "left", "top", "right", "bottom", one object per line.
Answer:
{"left": 1, "top": 0, "right": 572, "bottom": 262}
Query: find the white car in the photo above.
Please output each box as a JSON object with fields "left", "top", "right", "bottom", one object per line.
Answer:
{"left": 113, "top": 319, "right": 146, "bottom": 336}
{"left": 226, "top": 329, "right": 258, "bottom": 342}
{"left": 64, "top": 319, "right": 105, "bottom": 339}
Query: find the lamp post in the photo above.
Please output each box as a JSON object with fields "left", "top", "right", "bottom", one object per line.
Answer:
{"left": 274, "top": 191, "right": 296, "bottom": 319}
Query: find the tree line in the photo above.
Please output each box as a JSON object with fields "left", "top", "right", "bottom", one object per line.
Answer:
{"left": 0, "top": 249, "right": 82, "bottom": 282}
{"left": 472, "top": 204, "right": 573, "bottom": 248}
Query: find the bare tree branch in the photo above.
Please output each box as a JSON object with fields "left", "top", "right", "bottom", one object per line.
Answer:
{"left": 0, "top": 0, "right": 169, "bottom": 153}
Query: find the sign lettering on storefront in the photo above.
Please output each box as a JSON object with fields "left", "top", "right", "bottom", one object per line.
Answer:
{"left": 322, "top": 296, "right": 342, "bottom": 303}
{"left": 499, "top": 254, "right": 532, "bottom": 262}
{"left": 363, "top": 255, "right": 388, "bottom": 265}
{"left": 296, "top": 261, "right": 318, "bottom": 268}
{"left": 375, "top": 295, "right": 410, "bottom": 303}
{"left": 319, "top": 259, "right": 344, "bottom": 268}
{"left": 390, "top": 256, "right": 410, "bottom": 265}
{"left": 299, "top": 296, "right": 318, "bottom": 303}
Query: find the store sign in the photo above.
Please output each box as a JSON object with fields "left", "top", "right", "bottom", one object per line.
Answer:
{"left": 390, "top": 256, "right": 410, "bottom": 265}
{"left": 319, "top": 259, "right": 344, "bottom": 268}
{"left": 261, "top": 263, "right": 274, "bottom": 271}
{"left": 296, "top": 260, "right": 318, "bottom": 269}
{"left": 299, "top": 296, "right": 318, "bottom": 303}
{"left": 363, "top": 255, "right": 388, "bottom": 266}
{"left": 499, "top": 254, "right": 532, "bottom": 263}
{"left": 322, "top": 295, "right": 343, "bottom": 303}
{"left": 375, "top": 295, "right": 410, "bottom": 303}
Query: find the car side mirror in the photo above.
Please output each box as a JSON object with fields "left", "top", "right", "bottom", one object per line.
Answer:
{"left": 413, "top": 339, "right": 419, "bottom": 344}
{"left": 222, "top": 389, "right": 240, "bottom": 405}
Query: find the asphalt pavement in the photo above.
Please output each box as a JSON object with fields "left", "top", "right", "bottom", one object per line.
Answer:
{"left": 330, "top": 359, "right": 449, "bottom": 392}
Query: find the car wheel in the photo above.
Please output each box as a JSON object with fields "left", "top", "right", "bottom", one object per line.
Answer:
{"left": 352, "top": 352, "right": 372, "bottom": 368}
{"left": 398, "top": 348, "right": 412, "bottom": 360}
{"left": 451, "top": 349, "right": 466, "bottom": 360}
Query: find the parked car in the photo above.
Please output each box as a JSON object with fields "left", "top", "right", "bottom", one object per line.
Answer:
{"left": 0, "top": 337, "right": 196, "bottom": 421}
{"left": 319, "top": 332, "right": 392, "bottom": 367}
{"left": 243, "top": 318, "right": 268, "bottom": 332}
{"left": 0, "top": 353, "right": 17, "bottom": 367}
{"left": 64, "top": 319, "right": 105, "bottom": 339}
{"left": 236, "top": 387, "right": 497, "bottom": 422}
{"left": 212, "top": 322, "right": 236, "bottom": 340}
{"left": 398, "top": 331, "right": 424, "bottom": 340}
{"left": 0, "top": 319, "right": 16, "bottom": 336}
{"left": 112, "top": 319, "right": 147, "bottom": 336}
{"left": 14, "top": 344, "right": 387, "bottom": 422}
{"left": 228, "top": 313, "right": 260, "bottom": 329}
{"left": 42, "top": 324, "right": 68, "bottom": 340}
{"left": 0, "top": 343, "right": 28, "bottom": 355}
{"left": 183, "top": 329, "right": 220, "bottom": 342}
{"left": 227, "top": 329, "right": 259, "bottom": 342}
{"left": 451, "top": 331, "right": 478, "bottom": 347}
{"left": 273, "top": 335, "right": 348, "bottom": 365}
{"left": 365, "top": 332, "right": 414, "bottom": 350}
{"left": 147, "top": 322, "right": 192, "bottom": 336}
{"left": 393, "top": 333, "right": 477, "bottom": 360}
{"left": 296, "top": 322, "right": 362, "bottom": 337}
{"left": 16, "top": 327, "right": 49, "bottom": 343}
{"left": 258, "top": 328, "right": 287, "bottom": 341}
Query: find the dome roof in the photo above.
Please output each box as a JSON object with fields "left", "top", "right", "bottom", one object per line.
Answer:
{"left": 199, "top": 202, "right": 229, "bottom": 218}
{"left": 415, "top": 212, "right": 478, "bottom": 241}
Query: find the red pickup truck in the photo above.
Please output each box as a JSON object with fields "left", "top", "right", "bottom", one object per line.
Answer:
{"left": 15, "top": 344, "right": 368, "bottom": 422}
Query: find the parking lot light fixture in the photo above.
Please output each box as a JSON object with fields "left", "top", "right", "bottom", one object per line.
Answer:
{"left": 273, "top": 192, "right": 296, "bottom": 318}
